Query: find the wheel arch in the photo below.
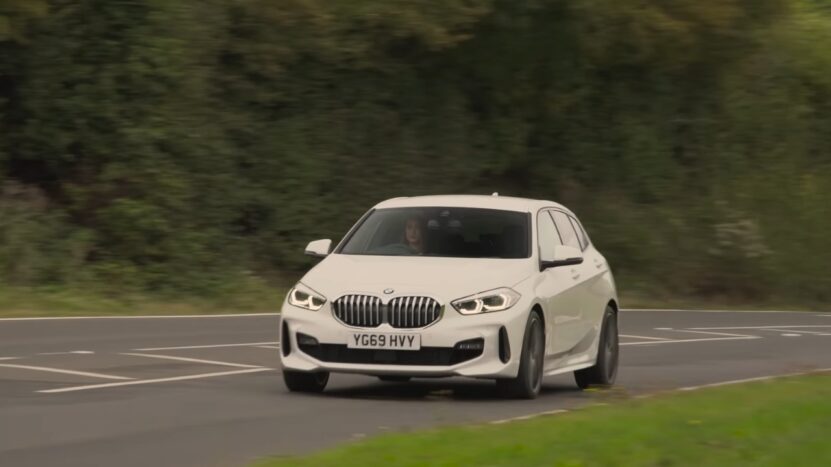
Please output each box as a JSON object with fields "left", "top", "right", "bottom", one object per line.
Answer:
{"left": 530, "top": 303, "right": 545, "bottom": 329}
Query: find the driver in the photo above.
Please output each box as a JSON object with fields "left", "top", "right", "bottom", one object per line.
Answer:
{"left": 404, "top": 215, "right": 426, "bottom": 254}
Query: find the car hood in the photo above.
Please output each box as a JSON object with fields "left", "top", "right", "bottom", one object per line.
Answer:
{"left": 301, "top": 254, "right": 535, "bottom": 301}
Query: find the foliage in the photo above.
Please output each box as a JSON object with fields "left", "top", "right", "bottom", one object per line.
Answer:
{"left": 1, "top": 0, "right": 830, "bottom": 305}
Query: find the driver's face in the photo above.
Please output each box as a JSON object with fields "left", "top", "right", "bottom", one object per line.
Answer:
{"left": 405, "top": 219, "right": 422, "bottom": 245}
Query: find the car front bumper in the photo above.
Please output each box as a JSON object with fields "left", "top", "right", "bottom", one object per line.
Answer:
{"left": 278, "top": 299, "right": 532, "bottom": 378}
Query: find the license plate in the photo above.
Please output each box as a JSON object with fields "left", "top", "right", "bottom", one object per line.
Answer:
{"left": 347, "top": 332, "right": 421, "bottom": 351}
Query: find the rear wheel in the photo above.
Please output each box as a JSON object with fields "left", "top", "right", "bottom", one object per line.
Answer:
{"left": 377, "top": 375, "right": 411, "bottom": 383}
{"left": 283, "top": 370, "right": 329, "bottom": 393}
{"left": 496, "top": 312, "right": 544, "bottom": 399}
{"left": 574, "top": 306, "right": 618, "bottom": 389}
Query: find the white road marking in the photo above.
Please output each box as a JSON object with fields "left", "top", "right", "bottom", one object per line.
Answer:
{"left": 654, "top": 327, "right": 673, "bottom": 331}
{"left": 665, "top": 329, "right": 757, "bottom": 338}
{"left": 758, "top": 328, "right": 828, "bottom": 335}
{"left": 121, "top": 352, "right": 263, "bottom": 369}
{"left": 38, "top": 367, "right": 272, "bottom": 394}
{"left": 490, "top": 409, "right": 568, "bottom": 424}
{"left": 134, "top": 341, "right": 279, "bottom": 351}
{"left": 691, "top": 325, "right": 831, "bottom": 330}
{"left": 678, "top": 368, "right": 831, "bottom": 391}
{"left": 0, "top": 363, "right": 133, "bottom": 380}
{"left": 256, "top": 345, "right": 281, "bottom": 349}
{"left": 782, "top": 334, "right": 801, "bottom": 337}
{"left": 37, "top": 350, "right": 95, "bottom": 356}
{"left": 0, "top": 313, "right": 279, "bottom": 321}
{"left": 620, "top": 336, "right": 760, "bottom": 346}
{"left": 619, "top": 334, "right": 672, "bottom": 341}
{"left": 0, "top": 357, "right": 19, "bottom": 361}
{"left": 623, "top": 308, "right": 826, "bottom": 314}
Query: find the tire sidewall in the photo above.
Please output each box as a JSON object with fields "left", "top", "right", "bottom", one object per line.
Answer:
{"left": 522, "top": 312, "right": 544, "bottom": 396}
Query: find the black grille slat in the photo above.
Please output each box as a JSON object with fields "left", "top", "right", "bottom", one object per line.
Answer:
{"left": 334, "top": 295, "right": 441, "bottom": 328}
{"left": 334, "top": 294, "right": 383, "bottom": 328}
{"left": 387, "top": 296, "right": 441, "bottom": 329}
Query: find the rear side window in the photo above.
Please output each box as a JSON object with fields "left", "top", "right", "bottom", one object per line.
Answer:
{"left": 537, "top": 212, "right": 562, "bottom": 260}
{"left": 551, "top": 211, "right": 581, "bottom": 250}
{"left": 568, "top": 216, "right": 589, "bottom": 250}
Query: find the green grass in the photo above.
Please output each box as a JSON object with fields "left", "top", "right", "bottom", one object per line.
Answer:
{"left": 0, "top": 284, "right": 285, "bottom": 317}
{"left": 256, "top": 374, "right": 831, "bottom": 467}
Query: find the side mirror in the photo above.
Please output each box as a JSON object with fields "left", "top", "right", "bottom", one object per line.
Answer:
{"left": 540, "top": 245, "right": 584, "bottom": 270}
{"left": 305, "top": 239, "right": 332, "bottom": 258}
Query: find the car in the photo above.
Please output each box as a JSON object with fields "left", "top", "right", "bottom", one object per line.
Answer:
{"left": 279, "top": 194, "right": 619, "bottom": 399}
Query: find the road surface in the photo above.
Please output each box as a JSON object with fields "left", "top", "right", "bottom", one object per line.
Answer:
{"left": 1, "top": 309, "right": 830, "bottom": 466}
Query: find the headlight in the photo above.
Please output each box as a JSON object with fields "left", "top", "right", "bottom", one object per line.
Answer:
{"left": 287, "top": 283, "right": 326, "bottom": 311}
{"left": 451, "top": 288, "right": 521, "bottom": 315}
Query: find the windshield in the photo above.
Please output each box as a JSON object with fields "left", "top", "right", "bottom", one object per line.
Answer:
{"left": 338, "top": 207, "right": 530, "bottom": 258}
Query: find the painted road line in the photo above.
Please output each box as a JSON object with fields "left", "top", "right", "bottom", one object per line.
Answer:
{"left": 691, "top": 325, "right": 831, "bottom": 330}
{"left": 0, "top": 363, "right": 133, "bottom": 380}
{"left": 623, "top": 308, "right": 826, "bottom": 313}
{"left": 759, "top": 328, "right": 831, "bottom": 336}
{"left": 134, "top": 341, "right": 279, "bottom": 351}
{"left": 619, "top": 334, "right": 672, "bottom": 341}
{"left": 256, "top": 345, "right": 281, "bottom": 349}
{"left": 490, "top": 409, "right": 569, "bottom": 425}
{"left": 0, "top": 313, "right": 280, "bottom": 321}
{"left": 679, "top": 368, "right": 831, "bottom": 391}
{"left": 37, "top": 350, "right": 95, "bottom": 356}
{"left": 121, "top": 352, "right": 263, "bottom": 369}
{"left": 620, "top": 336, "right": 760, "bottom": 346}
{"left": 666, "top": 329, "right": 757, "bottom": 338}
{"left": 0, "top": 357, "right": 19, "bottom": 361}
{"left": 38, "top": 367, "right": 272, "bottom": 394}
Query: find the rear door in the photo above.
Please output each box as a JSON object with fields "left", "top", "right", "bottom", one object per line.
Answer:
{"left": 536, "top": 210, "right": 583, "bottom": 358}
{"left": 550, "top": 210, "right": 605, "bottom": 346}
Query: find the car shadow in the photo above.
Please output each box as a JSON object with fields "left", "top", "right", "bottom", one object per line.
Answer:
{"left": 321, "top": 378, "right": 583, "bottom": 402}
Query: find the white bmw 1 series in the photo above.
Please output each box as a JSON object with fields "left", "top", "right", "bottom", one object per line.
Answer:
{"left": 279, "top": 195, "right": 619, "bottom": 398}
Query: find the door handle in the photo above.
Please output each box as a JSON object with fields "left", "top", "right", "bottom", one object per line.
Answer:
{"left": 594, "top": 259, "right": 604, "bottom": 270}
{"left": 571, "top": 268, "right": 580, "bottom": 281}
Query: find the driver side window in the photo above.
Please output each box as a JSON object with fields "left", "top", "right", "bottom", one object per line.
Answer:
{"left": 537, "top": 211, "right": 561, "bottom": 261}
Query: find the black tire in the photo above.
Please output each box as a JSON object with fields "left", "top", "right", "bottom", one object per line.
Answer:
{"left": 283, "top": 370, "right": 329, "bottom": 393}
{"left": 496, "top": 312, "right": 545, "bottom": 399}
{"left": 574, "top": 306, "right": 618, "bottom": 389}
{"left": 377, "top": 375, "right": 412, "bottom": 383}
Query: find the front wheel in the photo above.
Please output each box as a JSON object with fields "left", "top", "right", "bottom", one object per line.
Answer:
{"left": 574, "top": 306, "right": 618, "bottom": 389}
{"left": 283, "top": 370, "right": 329, "bottom": 393}
{"left": 496, "top": 312, "right": 545, "bottom": 399}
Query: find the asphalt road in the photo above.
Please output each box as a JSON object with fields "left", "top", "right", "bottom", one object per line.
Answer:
{"left": 1, "top": 309, "right": 830, "bottom": 466}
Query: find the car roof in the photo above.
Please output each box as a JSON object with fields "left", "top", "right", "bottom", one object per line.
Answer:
{"left": 373, "top": 195, "right": 572, "bottom": 215}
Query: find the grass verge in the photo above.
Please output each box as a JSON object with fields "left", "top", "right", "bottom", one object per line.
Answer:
{"left": 256, "top": 374, "right": 831, "bottom": 467}
{"left": 0, "top": 284, "right": 285, "bottom": 317}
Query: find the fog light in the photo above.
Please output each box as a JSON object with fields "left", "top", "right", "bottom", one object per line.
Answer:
{"left": 296, "top": 333, "right": 319, "bottom": 347}
{"left": 455, "top": 338, "right": 484, "bottom": 351}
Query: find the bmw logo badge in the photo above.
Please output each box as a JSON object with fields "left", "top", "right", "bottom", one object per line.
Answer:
{"left": 383, "top": 288, "right": 394, "bottom": 294}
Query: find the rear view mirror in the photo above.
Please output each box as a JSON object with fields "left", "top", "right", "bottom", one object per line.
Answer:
{"left": 540, "top": 245, "right": 583, "bottom": 270}
{"left": 305, "top": 239, "right": 332, "bottom": 258}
